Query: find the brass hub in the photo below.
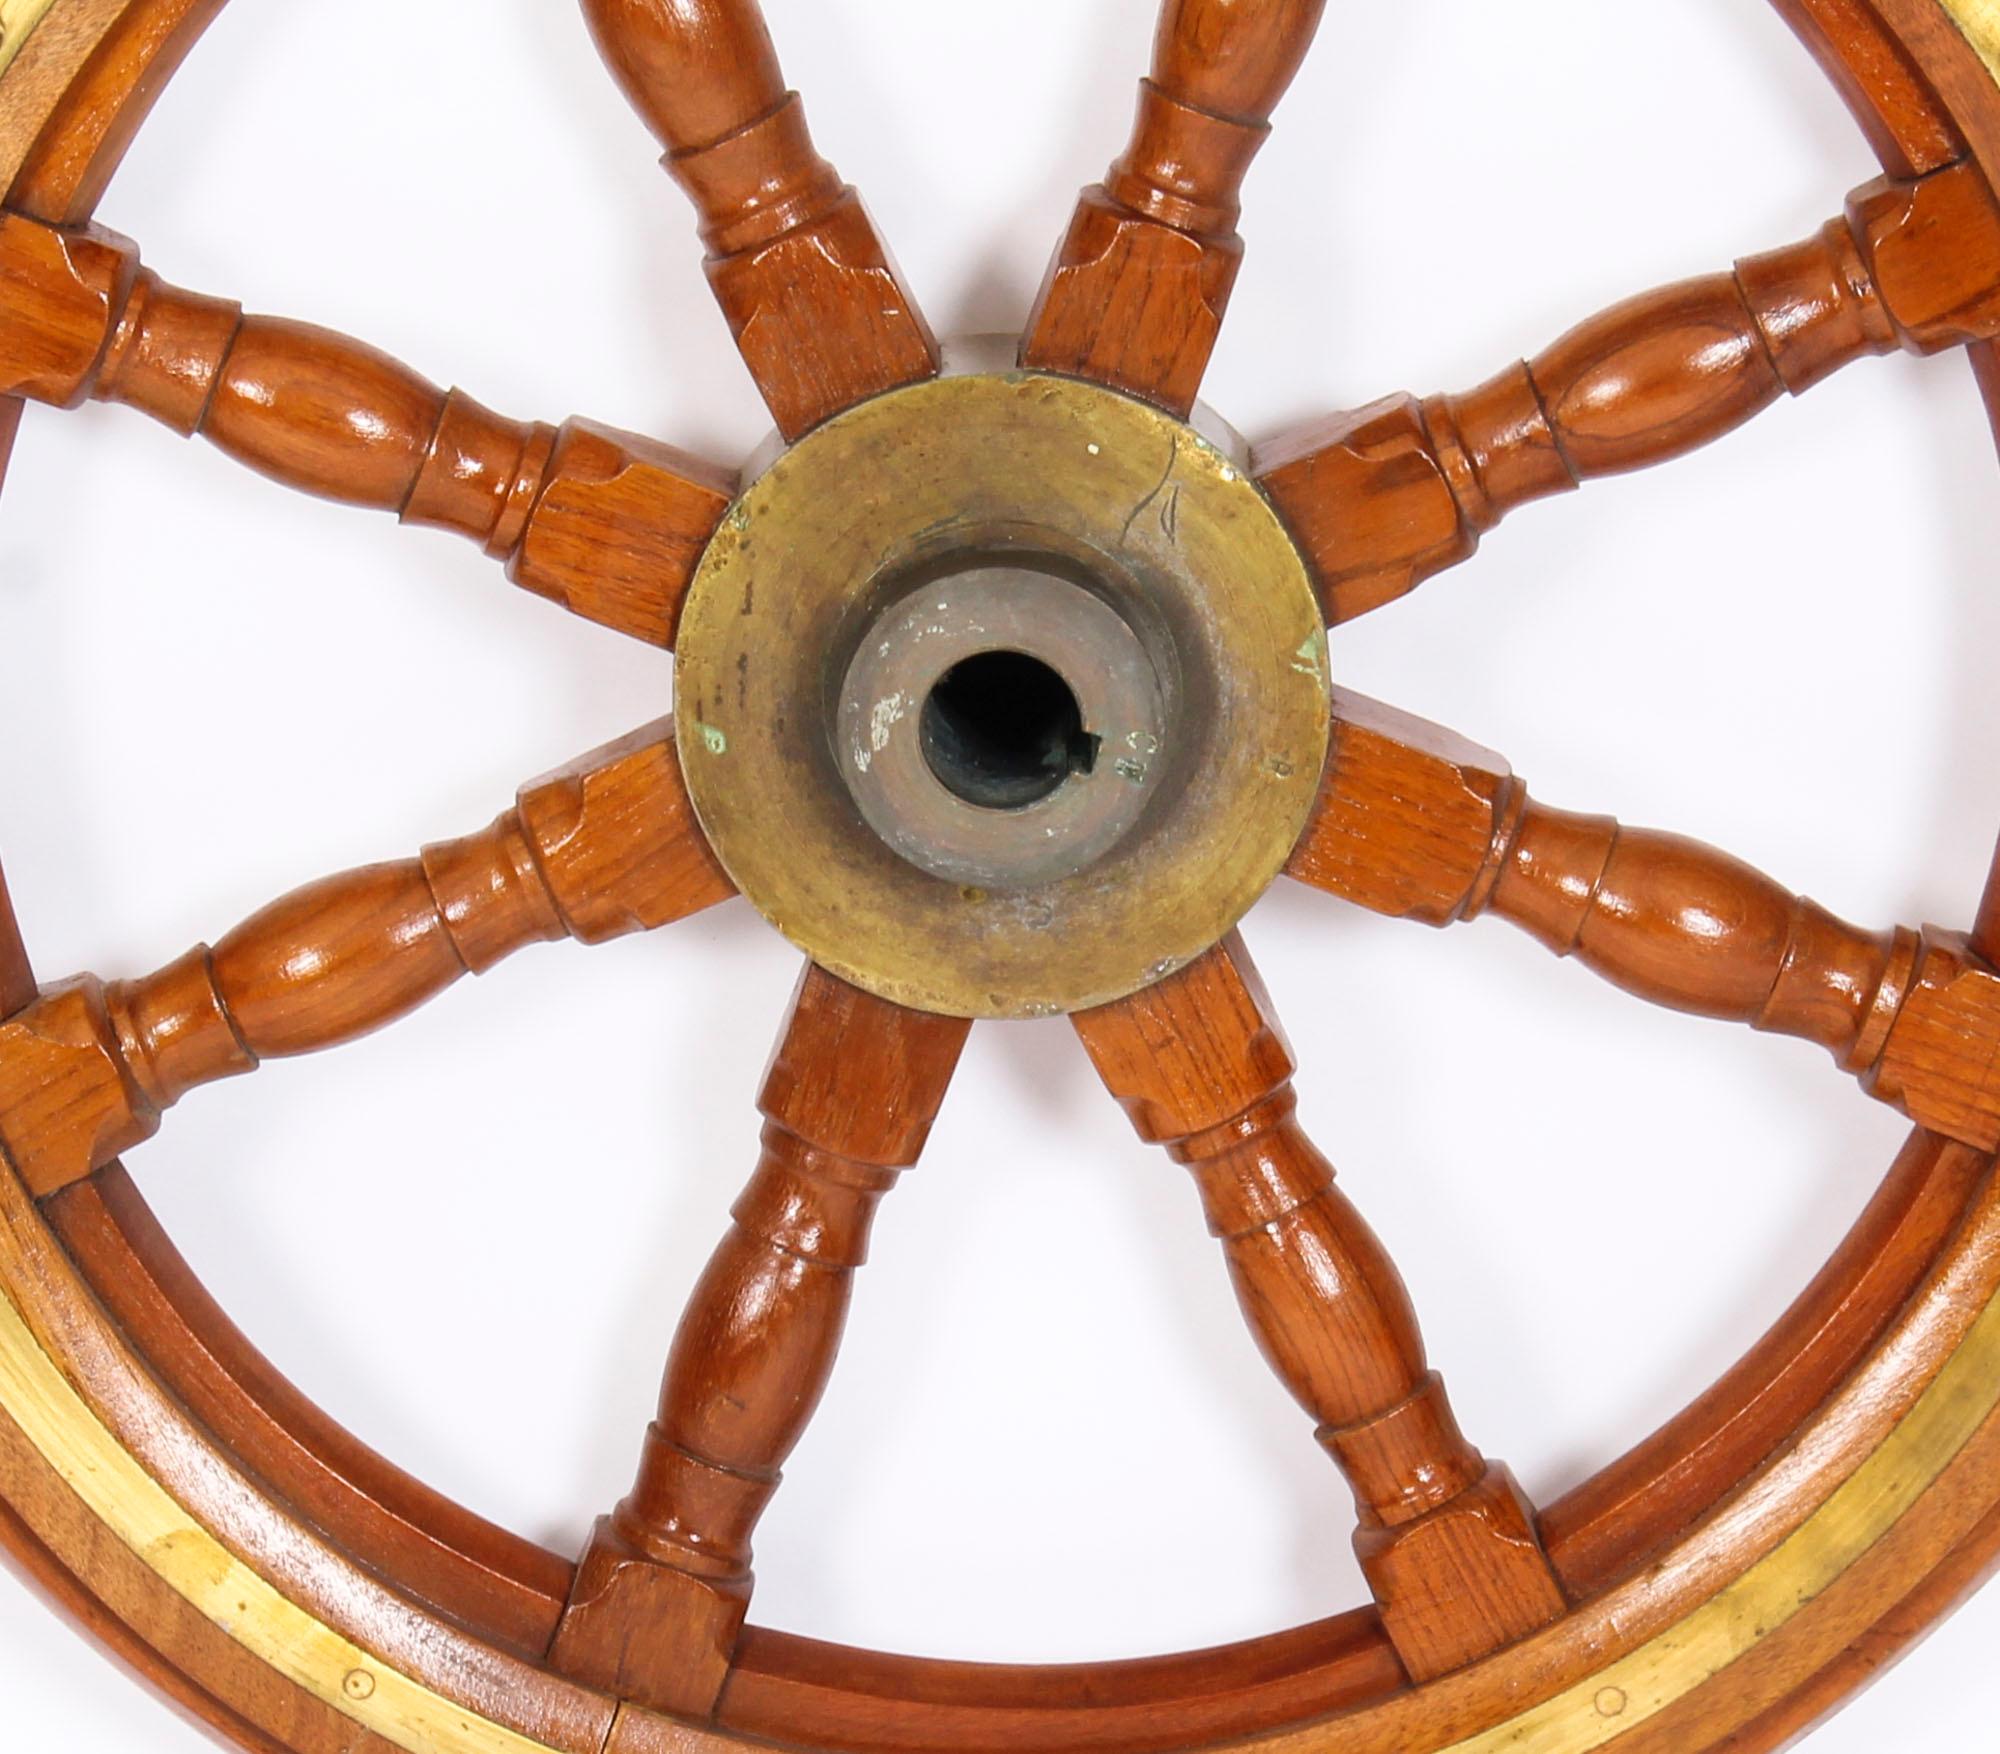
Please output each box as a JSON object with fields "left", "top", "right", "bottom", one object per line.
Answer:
{"left": 674, "top": 346, "right": 1330, "bottom": 1018}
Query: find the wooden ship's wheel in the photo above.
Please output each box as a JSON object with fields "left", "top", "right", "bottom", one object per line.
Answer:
{"left": 1, "top": 1, "right": 2000, "bottom": 1749}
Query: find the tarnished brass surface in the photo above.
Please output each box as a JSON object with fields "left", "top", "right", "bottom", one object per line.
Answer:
{"left": 0, "top": 0, "right": 58, "bottom": 78}
{"left": 0, "top": 1267, "right": 566, "bottom": 1754}
{"left": 0, "top": 0, "right": 131, "bottom": 197}
{"left": 675, "top": 366, "right": 1331, "bottom": 1018}
{"left": 1946, "top": 0, "right": 2000, "bottom": 81}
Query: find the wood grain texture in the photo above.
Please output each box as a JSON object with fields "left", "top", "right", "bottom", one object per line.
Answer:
{"left": 0, "top": 723, "right": 730, "bottom": 1196}
{"left": 1257, "top": 159, "right": 2000, "bottom": 622}
{"left": 1074, "top": 934, "right": 1566, "bottom": 1682}
{"left": 718, "top": 1614, "right": 1403, "bottom": 1754}
{"left": 1540, "top": 1128, "right": 1990, "bottom": 1595}
{"left": 1288, "top": 691, "right": 2000, "bottom": 1153}
{"left": 0, "top": 2, "right": 62, "bottom": 82}
{"left": 2, "top": 0, "right": 224, "bottom": 222}
{"left": 0, "top": 1191, "right": 622, "bottom": 1753}
{"left": 1020, "top": 0, "right": 1327, "bottom": 415}
{"left": 0, "top": 212, "right": 734, "bottom": 645}
{"left": 2, "top": 0, "right": 2000, "bottom": 1749}
{"left": 0, "top": 1393, "right": 381, "bottom": 1754}
{"left": 1774, "top": 0, "right": 1969, "bottom": 175}
{"left": 550, "top": 965, "right": 969, "bottom": 1719}
{"left": 578, "top": 0, "right": 937, "bottom": 440}
{"left": 47, "top": 1165, "right": 576, "bottom": 1659}
{"left": 1886, "top": 0, "right": 2000, "bottom": 179}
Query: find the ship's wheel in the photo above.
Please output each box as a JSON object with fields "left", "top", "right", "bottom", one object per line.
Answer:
{"left": 1, "top": 1, "right": 2000, "bottom": 1750}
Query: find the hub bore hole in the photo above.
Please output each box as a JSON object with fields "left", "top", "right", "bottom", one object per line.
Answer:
{"left": 921, "top": 650, "right": 1099, "bottom": 811}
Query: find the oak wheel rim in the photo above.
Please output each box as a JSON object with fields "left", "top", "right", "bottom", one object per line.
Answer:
{"left": 0, "top": 3, "right": 1997, "bottom": 1753}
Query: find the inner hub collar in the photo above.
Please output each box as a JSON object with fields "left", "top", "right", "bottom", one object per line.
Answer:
{"left": 674, "top": 351, "right": 1329, "bottom": 1019}
{"left": 838, "top": 564, "right": 1168, "bottom": 888}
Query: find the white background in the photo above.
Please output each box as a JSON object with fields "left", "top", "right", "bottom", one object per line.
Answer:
{"left": 1, "top": 0, "right": 1998, "bottom": 1747}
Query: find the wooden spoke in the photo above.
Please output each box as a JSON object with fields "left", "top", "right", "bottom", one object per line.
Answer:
{"left": 1256, "top": 158, "right": 2000, "bottom": 623}
{"left": 578, "top": 0, "right": 939, "bottom": 440}
{"left": 1978, "top": 824, "right": 2000, "bottom": 966}
{"left": 1289, "top": 689, "right": 2000, "bottom": 1151}
{"left": 0, "top": 723, "right": 731, "bottom": 1197}
{"left": 1073, "top": 933, "right": 1567, "bottom": 1682}
{"left": 0, "top": 211, "right": 733, "bottom": 647}
{"left": 1021, "top": 0, "right": 1329, "bottom": 415}
{"left": 549, "top": 965, "right": 969, "bottom": 1719}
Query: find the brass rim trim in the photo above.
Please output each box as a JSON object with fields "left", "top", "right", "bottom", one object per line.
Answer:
{"left": 0, "top": 1161, "right": 1992, "bottom": 1754}
{"left": 0, "top": 3, "right": 1997, "bottom": 1750}
{"left": 1944, "top": 0, "right": 2000, "bottom": 79}
{"left": 0, "top": 1273, "right": 556, "bottom": 1754}
{"left": 1436, "top": 1245, "right": 2000, "bottom": 1752}
{"left": 0, "top": 0, "right": 58, "bottom": 80}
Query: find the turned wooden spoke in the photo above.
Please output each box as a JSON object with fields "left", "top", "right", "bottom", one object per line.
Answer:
{"left": 1288, "top": 689, "right": 2000, "bottom": 1151}
{"left": 0, "top": 211, "right": 733, "bottom": 647}
{"left": 1073, "top": 933, "right": 1566, "bottom": 1682}
{"left": 1021, "top": 0, "right": 1328, "bottom": 415}
{"left": 578, "top": 0, "right": 938, "bottom": 440}
{"left": 1978, "top": 827, "right": 2000, "bottom": 966}
{"left": 550, "top": 966, "right": 969, "bottom": 1719}
{"left": 0, "top": 723, "right": 731, "bottom": 1197}
{"left": 1257, "top": 158, "right": 2000, "bottom": 623}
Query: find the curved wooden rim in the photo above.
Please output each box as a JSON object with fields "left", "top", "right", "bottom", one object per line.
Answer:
{"left": 2, "top": 2, "right": 2000, "bottom": 1751}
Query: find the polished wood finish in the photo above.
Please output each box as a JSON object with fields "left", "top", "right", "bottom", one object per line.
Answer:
{"left": 1, "top": 0, "right": 228, "bottom": 224}
{"left": 0, "top": 211, "right": 733, "bottom": 645}
{"left": 551, "top": 965, "right": 969, "bottom": 1717}
{"left": 1538, "top": 1125, "right": 1989, "bottom": 1595}
{"left": 48, "top": 1163, "right": 577, "bottom": 1659}
{"left": 0, "top": 723, "right": 729, "bottom": 1196}
{"left": 1771, "top": 0, "right": 1968, "bottom": 177}
{"left": 578, "top": 0, "right": 937, "bottom": 439}
{"left": 1975, "top": 335, "right": 2000, "bottom": 465}
{"left": 1021, "top": 0, "right": 1327, "bottom": 415}
{"left": 1257, "top": 159, "right": 2000, "bottom": 622}
{"left": 0, "top": 390, "right": 19, "bottom": 520}
{"left": 1288, "top": 691, "right": 2000, "bottom": 1151}
{"left": 1074, "top": 934, "right": 1567, "bottom": 1680}
{"left": 719, "top": 1613, "right": 1403, "bottom": 1754}
{"left": 3, "top": 0, "right": 2000, "bottom": 1750}
{"left": 0, "top": 854, "right": 33, "bottom": 1018}
{"left": 1977, "top": 816, "right": 2000, "bottom": 964}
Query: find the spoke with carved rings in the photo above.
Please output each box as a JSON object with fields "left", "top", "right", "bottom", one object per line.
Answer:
{"left": 577, "top": 0, "right": 938, "bottom": 440}
{"left": 549, "top": 965, "right": 970, "bottom": 1718}
{"left": 0, "top": 212, "right": 733, "bottom": 647}
{"left": 1073, "top": 934, "right": 1567, "bottom": 1682}
{"left": 1021, "top": 0, "right": 1328, "bottom": 416}
{"left": 0, "top": 723, "right": 731, "bottom": 1197}
{"left": 1255, "top": 158, "right": 2000, "bottom": 622}
{"left": 1287, "top": 689, "right": 2000, "bottom": 1151}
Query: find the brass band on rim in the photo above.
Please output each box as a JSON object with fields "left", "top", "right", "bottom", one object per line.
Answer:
{"left": 1945, "top": 0, "right": 2000, "bottom": 81}
{"left": 0, "top": 4, "right": 1999, "bottom": 1752}
{"left": 2, "top": 1148, "right": 1999, "bottom": 1754}
{"left": 0, "top": 0, "right": 58, "bottom": 78}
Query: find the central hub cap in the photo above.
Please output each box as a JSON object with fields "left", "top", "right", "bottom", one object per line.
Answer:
{"left": 674, "top": 352, "right": 1329, "bottom": 1019}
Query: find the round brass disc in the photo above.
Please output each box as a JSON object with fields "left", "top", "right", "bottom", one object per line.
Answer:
{"left": 674, "top": 359, "right": 1330, "bottom": 1018}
